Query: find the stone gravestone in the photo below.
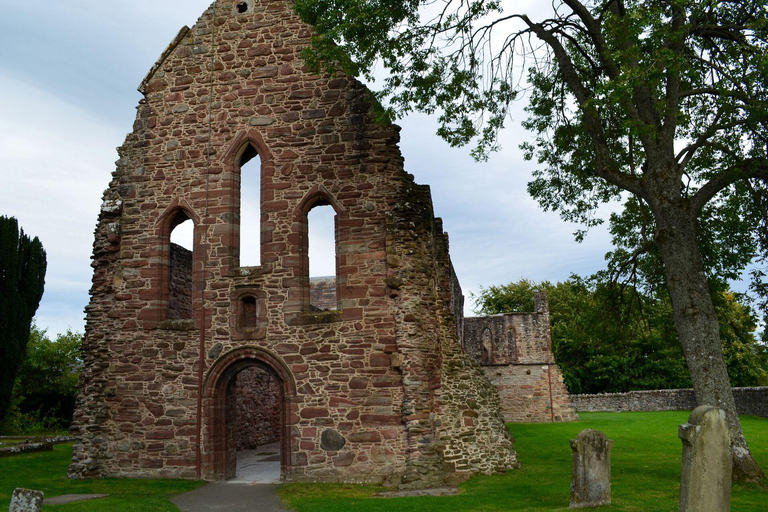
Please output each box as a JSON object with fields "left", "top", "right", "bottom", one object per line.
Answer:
{"left": 9, "top": 488, "right": 43, "bottom": 512}
{"left": 679, "top": 405, "right": 731, "bottom": 512}
{"left": 569, "top": 429, "right": 613, "bottom": 508}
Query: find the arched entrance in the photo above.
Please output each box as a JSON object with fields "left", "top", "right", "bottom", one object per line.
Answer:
{"left": 201, "top": 347, "right": 296, "bottom": 481}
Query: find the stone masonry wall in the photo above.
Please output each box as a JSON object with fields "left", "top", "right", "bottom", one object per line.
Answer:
{"left": 483, "top": 364, "right": 575, "bottom": 423}
{"left": 382, "top": 180, "right": 518, "bottom": 488}
{"left": 168, "top": 243, "right": 193, "bottom": 319}
{"left": 463, "top": 293, "right": 577, "bottom": 423}
{"left": 571, "top": 387, "right": 768, "bottom": 418}
{"left": 309, "top": 277, "right": 336, "bottom": 311}
{"left": 233, "top": 366, "right": 281, "bottom": 450}
{"left": 69, "top": 0, "right": 517, "bottom": 488}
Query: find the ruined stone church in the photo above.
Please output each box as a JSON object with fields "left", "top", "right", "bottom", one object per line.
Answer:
{"left": 70, "top": 0, "right": 572, "bottom": 488}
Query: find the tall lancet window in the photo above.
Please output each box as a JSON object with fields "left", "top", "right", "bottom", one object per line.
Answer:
{"left": 308, "top": 204, "right": 337, "bottom": 311}
{"left": 239, "top": 145, "right": 261, "bottom": 266}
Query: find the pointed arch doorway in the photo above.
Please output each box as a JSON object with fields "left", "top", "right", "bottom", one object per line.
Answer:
{"left": 202, "top": 347, "right": 296, "bottom": 482}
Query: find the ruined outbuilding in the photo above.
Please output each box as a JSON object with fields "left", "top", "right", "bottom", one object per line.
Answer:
{"left": 463, "top": 292, "right": 577, "bottom": 423}
{"left": 69, "top": 0, "right": 517, "bottom": 488}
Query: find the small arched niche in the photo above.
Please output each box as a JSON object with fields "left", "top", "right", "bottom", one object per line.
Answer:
{"left": 240, "top": 295, "right": 259, "bottom": 328}
{"left": 481, "top": 327, "right": 493, "bottom": 365}
{"left": 231, "top": 289, "right": 266, "bottom": 340}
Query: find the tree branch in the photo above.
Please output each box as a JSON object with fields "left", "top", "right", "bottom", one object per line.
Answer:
{"left": 691, "top": 159, "right": 768, "bottom": 214}
{"left": 522, "top": 14, "right": 643, "bottom": 196}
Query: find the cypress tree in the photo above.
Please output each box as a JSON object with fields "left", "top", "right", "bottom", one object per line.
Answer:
{"left": 0, "top": 216, "right": 46, "bottom": 422}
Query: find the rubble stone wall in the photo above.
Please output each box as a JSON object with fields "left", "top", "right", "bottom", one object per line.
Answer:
{"left": 233, "top": 367, "right": 281, "bottom": 450}
{"left": 572, "top": 387, "right": 768, "bottom": 417}
{"left": 69, "top": 0, "right": 517, "bottom": 488}
{"left": 168, "top": 243, "right": 193, "bottom": 319}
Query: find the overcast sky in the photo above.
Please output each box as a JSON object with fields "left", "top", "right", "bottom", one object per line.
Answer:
{"left": 0, "top": 0, "right": 619, "bottom": 337}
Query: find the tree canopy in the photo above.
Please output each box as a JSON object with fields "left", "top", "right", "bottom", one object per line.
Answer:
{"left": 0, "top": 216, "right": 46, "bottom": 423}
{"left": 295, "top": 0, "right": 768, "bottom": 480}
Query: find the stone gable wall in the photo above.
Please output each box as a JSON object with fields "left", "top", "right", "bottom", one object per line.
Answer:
{"left": 571, "top": 387, "right": 768, "bottom": 418}
{"left": 69, "top": 0, "right": 517, "bottom": 488}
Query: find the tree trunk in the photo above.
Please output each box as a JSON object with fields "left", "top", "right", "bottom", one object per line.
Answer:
{"left": 653, "top": 201, "right": 765, "bottom": 483}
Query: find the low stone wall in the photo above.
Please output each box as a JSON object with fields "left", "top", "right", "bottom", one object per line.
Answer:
{"left": 0, "top": 440, "right": 53, "bottom": 457}
{"left": 571, "top": 387, "right": 768, "bottom": 418}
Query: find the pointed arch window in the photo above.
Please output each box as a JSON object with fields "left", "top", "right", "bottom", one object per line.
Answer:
{"left": 168, "top": 212, "right": 195, "bottom": 320}
{"left": 307, "top": 204, "right": 337, "bottom": 311}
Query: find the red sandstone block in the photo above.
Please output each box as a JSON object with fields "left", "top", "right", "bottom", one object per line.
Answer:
{"left": 165, "top": 458, "right": 197, "bottom": 467}
{"left": 348, "top": 431, "right": 381, "bottom": 443}
{"left": 140, "top": 459, "right": 164, "bottom": 469}
{"left": 369, "top": 353, "right": 391, "bottom": 367}
{"left": 361, "top": 414, "right": 401, "bottom": 427}
{"left": 334, "top": 451, "right": 355, "bottom": 467}
{"left": 300, "top": 407, "right": 329, "bottom": 419}
{"left": 342, "top": 308, "right": 363, "bottom": 321}
{"left": 329, "top": 397, "right": 357, "bottom": 408}
{"left": 381, "top": 428, "right": 398, "bottom": 440}
{"left": 146, "top": 430, "right": 175, "bottom": 440}
{"left": 372, "top": 376, "right": 400, "bottom": 388}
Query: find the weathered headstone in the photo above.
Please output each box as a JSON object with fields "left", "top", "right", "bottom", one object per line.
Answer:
{"left": 9, "top": 488, "right": 43, "bottom": 512}
{"left": 569, "top": 429, "right": 613, "bottom": 508}
{"left": 679, "top": 405, "right": 731, "bottom": 512}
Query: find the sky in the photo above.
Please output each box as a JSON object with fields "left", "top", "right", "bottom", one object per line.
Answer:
{"left": 0, "top": 0, "right": 619, "bottom": 338}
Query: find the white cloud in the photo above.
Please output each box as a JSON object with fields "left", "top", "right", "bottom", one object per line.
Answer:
{"left": 0, "top": 73, "right": 121, "bottom": 336}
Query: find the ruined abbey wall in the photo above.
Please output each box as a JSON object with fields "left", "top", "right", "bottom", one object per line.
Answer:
{"left": 463, "top": 293, "right": 577, "bottom": 423}
{"left": 69, "top": 0, "right": 516, "bottom": 488}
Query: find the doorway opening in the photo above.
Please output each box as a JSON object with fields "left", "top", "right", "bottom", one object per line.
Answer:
{"left": 225, "top": 365, "right": 283, "bottom": 483}
{"left": 203, "top": 348, "right": 295, "bottom": 482}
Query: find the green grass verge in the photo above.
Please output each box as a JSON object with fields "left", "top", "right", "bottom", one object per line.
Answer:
{"left": 0, "top": 444, "right": 204, "bottom": 511}
{"left": 279, "top": 411, "right": 768, "bottom": 511}
{"left": 0, "top": 412, "right": 764, "bottom": 510}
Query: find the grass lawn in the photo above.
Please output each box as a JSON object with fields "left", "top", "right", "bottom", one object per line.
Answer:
{"left": 279, "top": 411, "right": 768, "bottom": 511}
{"left": 0, "top": 412, "right": 764, "bottom": 510}
{"left": 0, "top": 443, "right": 204, "bottom": 511}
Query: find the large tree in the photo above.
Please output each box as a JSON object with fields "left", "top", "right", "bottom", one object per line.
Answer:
{"left": 0, "top": 216, "right": 46, "bottom": 422}
{"left": 295, "top": 0, "right": 768, "bottom": 480}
